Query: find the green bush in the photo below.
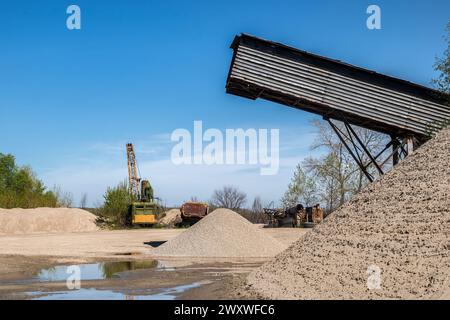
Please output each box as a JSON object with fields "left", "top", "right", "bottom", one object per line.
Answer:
{"left": 97, "top": 181, "right": 133, "bottom": 227}
{"left": 0, "top": 153, "right": 58, "bottom": 208}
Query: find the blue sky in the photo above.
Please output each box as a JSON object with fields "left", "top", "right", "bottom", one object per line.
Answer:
{"left": 0, "top": 0, "right": 448, "bottom": 207}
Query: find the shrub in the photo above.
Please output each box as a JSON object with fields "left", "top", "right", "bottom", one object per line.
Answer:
{"left": 97, "top": 181, "right": 133, "bottom": 227}
{"left": 0, "top": 153, "right": 58, "bottom": 208}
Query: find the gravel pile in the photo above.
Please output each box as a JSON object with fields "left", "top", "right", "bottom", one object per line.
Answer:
{"left": 0, "top": 208, "right": 99, "bottom": 235}
{"left": 152, "top": 208, "right": 286, "bottom": 257}
{"left": 158, "top": 209, "right": 182, "bottom": 227}
{"left": 247, "top": 126, "right": 450, "bottom": 299}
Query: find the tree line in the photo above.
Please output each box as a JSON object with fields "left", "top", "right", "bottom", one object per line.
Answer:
{"left": 0, "top": 153, "right": 70, "bottom": 208}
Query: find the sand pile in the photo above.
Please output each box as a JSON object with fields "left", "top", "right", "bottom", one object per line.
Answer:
{"left": 247, "top": 126, "right": 450, "bottom": 299}
{"left": 0, "top": 208, "right": 99, "bottom": 235}
{"left": 152, "top": 208, "right": 285, "bottom": 257}
{"left": 158, "top": 209, "right": 182, "bottom": 227}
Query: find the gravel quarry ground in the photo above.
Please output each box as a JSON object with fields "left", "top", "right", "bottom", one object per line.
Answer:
{"left": 246, "top": 127, "right": 450, "bottom": 300}
{"left": 0, "top": 226, "right": 307, "bottom": 299}
{"left": 3, "top": 127, "right": 448, "bottom": 300}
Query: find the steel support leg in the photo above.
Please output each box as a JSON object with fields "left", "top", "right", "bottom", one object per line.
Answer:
{"left": 324, "top": 114, "right": 420, "bottom": 183}
{"left": 326, "top": 118, "right": 376, "bottom": 182}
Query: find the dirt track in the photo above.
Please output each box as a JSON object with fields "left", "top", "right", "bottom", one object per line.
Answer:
{"left": 0, "top": 228, "right": 304, "bottom": 260}
{"left": 0, "top": 229, "right": 182, "bottom": 261}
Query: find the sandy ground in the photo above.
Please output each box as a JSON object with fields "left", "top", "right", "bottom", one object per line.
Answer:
{"left": 0, "top": 228, "right": 303, "bottom": 260}
{"left": 0, "top": 227, "right": 308, "bottom": 300}
{"left": 0, "top": 229, "right": 183, "bottom": 260}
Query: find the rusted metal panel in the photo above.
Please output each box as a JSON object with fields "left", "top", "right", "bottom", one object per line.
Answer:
{"left": 226, "top": 34, "right": 450, "bottom": 138}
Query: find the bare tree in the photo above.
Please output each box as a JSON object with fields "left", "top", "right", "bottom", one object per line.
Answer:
{"left": 251, "top": 196, "right": 266, "bottom": 223}
{"left": 351, "top": 125, "right": 390, "bottom": 191}
{"left": 52, "top": 185, "right": 74, "bottom": 208}
{"left": 252, "top": 196, "right": 263, "bottom": 213}
{"left": 282, "top": 120, "right": 388, "bottom": 213}
{"left": 310, "top": 120, "right": 388, "bottom": 201}
{"left": 210, "top": 186, "right": 247, "bottom": 210}
{"left": 79, "top": 193, "right": 88, "bottom": 208}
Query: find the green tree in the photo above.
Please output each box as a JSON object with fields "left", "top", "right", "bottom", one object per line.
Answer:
{"left": 0, "top": 154, "right": 15, "bottom": 189}
{"left": 0, "top": 153, "right": 58, "bottom": 208}
{"left": 429, "top": 22, "right": 450, "bottom": 134}
{"left": 97, "top": 181, "right": 132, "bottom": 227}
{"left": 280, "top": 164, "right": 306, "bottom": 208}
{"left": 281, "top": 162, "right": 321, "bottom": 209}
{"left": 433, "top": 22, "right": 450, "bottom": 100}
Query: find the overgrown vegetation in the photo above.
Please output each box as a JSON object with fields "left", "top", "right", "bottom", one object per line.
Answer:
{"left": 0, "top": 153, "right": 58, "bottom": 208}
{"left": 96, "top": 180, "right": 133, "bottom": 228}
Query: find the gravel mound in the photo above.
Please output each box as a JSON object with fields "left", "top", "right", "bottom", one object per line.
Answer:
{"left": 152, "top": 208, "right": 285, "bottom": 257}
{"left": 247, "top": 126, "right": 450, "bottom": 299}
{"left": 158, "top": 209, "right": 182, "bottom": 227}
{"left": 0, "top": 208, "right": 99, "bottom": 235}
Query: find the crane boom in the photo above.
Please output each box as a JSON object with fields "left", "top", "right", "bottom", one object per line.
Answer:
{"left": 125, "top": 143, "right": 160, "bottom": 226}
{"left": 126, "top": 143, "right": 140, "bottom": 198}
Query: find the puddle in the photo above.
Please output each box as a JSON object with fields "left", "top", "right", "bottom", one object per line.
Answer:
{"left": 22, "top": 260, "right": 208, "bottom": 300}
{"left": 28, "top": 282, "right": 203, "bottom": 300}
{"left": 36, "top": 260, "right": 164, "bottom": 282}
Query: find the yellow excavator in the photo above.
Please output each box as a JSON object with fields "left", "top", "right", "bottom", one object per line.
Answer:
{"left": 126, "top": 143, "right": 161, "bottom": 225}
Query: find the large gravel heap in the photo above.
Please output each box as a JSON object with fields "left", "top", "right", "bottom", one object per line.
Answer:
{"left": 0, "top": 208, "right": 99, "bottom": 235}
{"left": 247, "top": 126, "right": 450, "bottom": 299}
{"left": 152, "top": 208, "right": 285, "bottom": 257}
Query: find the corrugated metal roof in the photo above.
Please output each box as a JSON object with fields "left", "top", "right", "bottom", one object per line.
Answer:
{"left": 226, "top": 34, "right": 450, "bottom": 138}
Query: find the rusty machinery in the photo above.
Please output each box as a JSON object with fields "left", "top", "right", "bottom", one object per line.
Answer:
{"left": 264, "top": 204, "right": 324, "bottom": 228}
{"left": 178, "top": 202, "right": 210, "bottom": 227}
